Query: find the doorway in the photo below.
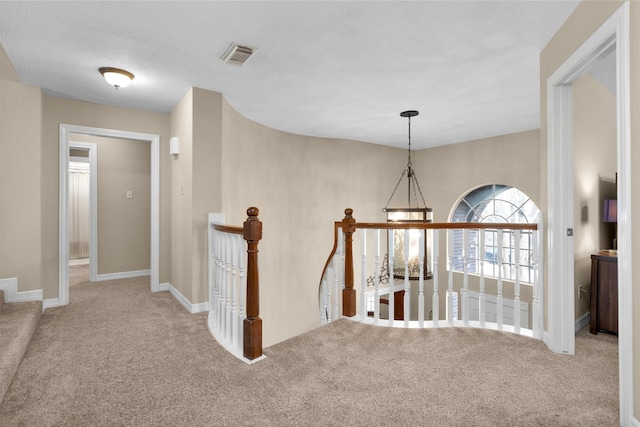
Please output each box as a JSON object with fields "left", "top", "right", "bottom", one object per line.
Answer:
{"left": 546, "top": 3, "right": 631, "bottom": 422}
{"left": 68, "top": 142, "right": 97, "bottom": 285}
{"left": 58, "top": 124, "right": 160, "bottom": 306}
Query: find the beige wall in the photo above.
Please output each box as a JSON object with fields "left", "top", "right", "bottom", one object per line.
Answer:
{"left": 191, "top": 89, "right": 223, "bottom": 304}
{"left": 169, "top": 87, "right": 223, "bottom": 303}
{"left": 170, "top": 89, "right": 194, "bottom": 301}
{"left": 572, "top": 74, "right": 617, "bottom": 320}
{"left": 69, "top": 134, "right": 151, "bottom": 275}
{"left": 220, "top": 98, "right": 404, "bottom": 346}
{"left": 0, "top": 45, "right": 43, "bottom": 292}
{"left": 42, "top": 96, "right": 171, "bottom": 299}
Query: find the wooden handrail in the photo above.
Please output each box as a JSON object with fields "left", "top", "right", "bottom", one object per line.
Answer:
{"left": 243, "top": 207, "right": 262, "bottom": 360}
{"left": 213, "top": 223, "right": 243, "bottom": 235}
{"left": 351, "top": 222, "right": 537, "bottom": 230}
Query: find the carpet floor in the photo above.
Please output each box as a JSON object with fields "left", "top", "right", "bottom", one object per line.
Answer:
{"left": 0, "top": 276, "right": 619, "bottom": 426}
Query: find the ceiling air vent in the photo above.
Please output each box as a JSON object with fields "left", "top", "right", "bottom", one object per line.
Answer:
{"left": 221, "top": 43, "right": 256, "bottom": 66}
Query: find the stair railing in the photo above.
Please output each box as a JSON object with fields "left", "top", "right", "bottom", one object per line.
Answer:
{"left": 208, "top": 207, "right": 264, "bottom": 363}
{"left": 319, "top": 208, "right": 542, "bottom": 339}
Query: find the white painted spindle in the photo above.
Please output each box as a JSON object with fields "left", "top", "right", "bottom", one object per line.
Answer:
{"left": 478, "top": 229, "right": 486, "bottom": 327}
{"left": 513, "top": 229, "right": 521, "bottom": 334}
{"left": 403, "top": 229, "right": 410, "bottom": 326}
{"left": 432, "top": 230, "right": 439, "bottom": 326}
{"left": 462, "top": 228, "right": 469, "bottom": 326}
{"left": 360, "top": 230, "right": 367, "bottom": 320}
{"left": 496, "top": 230, "right": 504, "bottom": 330}
{"left": 418, "top": 229, "right": 425, "bottom": 327}
{"left": 374, "top": 229, "right": 380, "bottom": 324}
{"left": 231, "top": 235, "right": 239, "bottom": 348}
{"left": 336, "top": 252, "right": 344, "bottom": 321}
{"left": 532, "top": 218, "right": 541, "bottom": 338}
{"left": 446, "top": 228, "right": 455, "bottom": 326}
{"left": 388, "top": 229, "right": 395, "bottom": 326}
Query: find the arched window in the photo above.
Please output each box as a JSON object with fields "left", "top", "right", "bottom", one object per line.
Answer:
{"left": 449, "top": 185, "right": 540, "bottom": 283}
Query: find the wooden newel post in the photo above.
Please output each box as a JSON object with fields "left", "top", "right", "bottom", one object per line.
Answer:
{"left": 342, "top": 208, "right": 356, "bottom": 317}
{"left": 243, "top": 206, "right": 263, "bottom": 360}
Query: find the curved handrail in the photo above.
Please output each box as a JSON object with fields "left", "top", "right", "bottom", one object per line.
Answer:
{"left": 317, "top": 221, "right": 341, "bottom": 303}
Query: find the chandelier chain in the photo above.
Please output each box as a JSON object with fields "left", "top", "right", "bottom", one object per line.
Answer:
{"left": 383, "top": 169, "right": 407, "bottom": 212}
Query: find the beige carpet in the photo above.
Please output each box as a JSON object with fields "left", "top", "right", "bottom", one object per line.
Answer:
{"left": 0, "top": 276, "right": 619, "bottom": 426}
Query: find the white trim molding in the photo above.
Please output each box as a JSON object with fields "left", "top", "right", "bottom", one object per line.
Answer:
{"left": 0, "top": 278, "right": 43, "bottom": 303}
{"left": 43, "top": 298, "right": 61, "bottom": 311}
{"left": 547, "top": 3, "right": 632, "bottom": 424}
{"left": 166, "top": 283, "right": 209, "bottom": 314}
{"left": 575, "top": 312, "right": 590, "bottom": 333}
{"left": 94, "top": 269, "right": 151, "bottom": 282}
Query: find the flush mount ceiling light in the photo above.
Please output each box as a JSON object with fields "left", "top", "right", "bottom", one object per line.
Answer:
{"left": 99, "top": 67, "right": 134, "bottom": 89}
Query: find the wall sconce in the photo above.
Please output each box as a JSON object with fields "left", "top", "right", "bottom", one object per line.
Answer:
{"left": 170, "top": 137, "right": 180, "bottom": 156}
{"left": 99, "top": 67, "right": 134, "bottom": 89}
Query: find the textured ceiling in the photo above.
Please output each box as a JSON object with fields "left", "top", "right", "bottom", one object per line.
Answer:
{"left": 0, "top": 1, "right": 580, "bottom": 149}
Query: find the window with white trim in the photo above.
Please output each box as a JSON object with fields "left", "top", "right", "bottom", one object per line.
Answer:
{"left": 449, "top": 185, "right": 540, "bottom": 283}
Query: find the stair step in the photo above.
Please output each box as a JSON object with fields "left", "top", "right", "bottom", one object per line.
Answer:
{"left": 0, "top": 299, "right": 41, "bottom": 405}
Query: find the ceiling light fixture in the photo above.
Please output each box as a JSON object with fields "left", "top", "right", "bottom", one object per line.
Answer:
{"left": 99, "top": 67, "right": 134, "bottom": 89}
{"left": 382, "top": 110, "right": 432, "bottom": 281}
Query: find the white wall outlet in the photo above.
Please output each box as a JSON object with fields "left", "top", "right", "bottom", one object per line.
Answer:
{"left": 126, "top": 190, "right": 133, "bottom": 199}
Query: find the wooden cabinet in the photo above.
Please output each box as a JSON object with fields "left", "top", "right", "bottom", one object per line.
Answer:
{"left": 590, "top": 251, "right": 618, "bottom": 335}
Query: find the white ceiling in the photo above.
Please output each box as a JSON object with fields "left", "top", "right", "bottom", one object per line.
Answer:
{"left": 0, "top": 1, "right": 580, "bottom": 150}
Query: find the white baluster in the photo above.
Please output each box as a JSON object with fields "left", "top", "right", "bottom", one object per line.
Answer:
{"left": 532, "top": 219, "right": 541, "bottom": 339}
{"left": 374, "top": 229, "right": 380, "bottom": 324}
{"left": 388, "top": 229, "right": 395, "bottom": 326}
{"left": 360, "top": 230, "right": 367, "bottom": 320}
{"left": 447, "top": 228, "right": 455, "bottom": 326}
{"left": 432, "top": 230, "right": 439, "bottom": 326}
{"left": 219, "top": 232, "right": 227, "bottom": 337}
{"left": 478, "top": 229, "right": 486, "bottom": 328}
{"left": 231, "top": 235, "right": 239, "bottom": 348}
{"left": 462, "top": 228, "right": 469, "bottom": 326}
{"left": 497, "top": 229, "right": 504, "bottom": 330}
{"left": 238, "top": 237, "right": 246, "bottom": 331}
{"left": 321, "top": 276, "right": 328, "bottom": 325}
{"left": 215, "top": 230, "right": 223, "bottom": 333}
{"left": 514, "top": 229, "right": 521, "bottom": 334}
{"left": 225, "top": 235, "right": 233, "bottom": 340}
{"left": 333, "top": 256, "right": 340, "bottom": 320}
{"left": 403, "top": 229, "right": 410, "bottom": 327}
{"left": 418, "top": 229, "right": 425, "bottom": 327}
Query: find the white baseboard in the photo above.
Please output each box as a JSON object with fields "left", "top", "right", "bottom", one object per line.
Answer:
{"left": 153, "top": 282, "right": 170, "bottom": 293}
{"left": 94, "top": 269, "right": 150, "bottom": 282}
{"left": 631, "top": 415, "right": 640, "bottom": 427}
{"left": 575, "top": 312, "right": 590, "bottom": 333}
{"left": 162, "top": 282, "right": 209, "bottom": 314}
{"left": 0, "top": 277, "right": 43, "bottom": 303}
{"left": 43, "top": 298, "right": 61, "bottom": 311}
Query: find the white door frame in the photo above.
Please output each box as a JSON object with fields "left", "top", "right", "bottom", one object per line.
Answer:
{"left": 546, "top": 3, "right": 632, "bottom": 423}
{"left": 59, "top": 124, "right": 160, "bottom": 305}
{"left": 68, "top": 141, "right": 98, "bottom": 282}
